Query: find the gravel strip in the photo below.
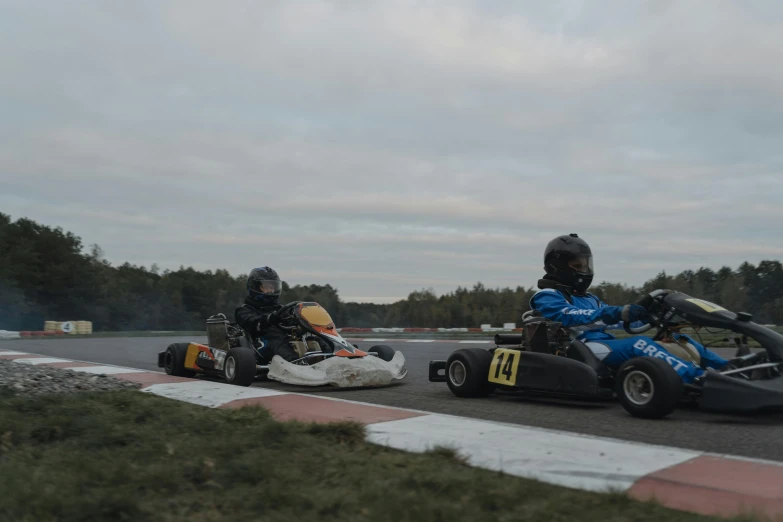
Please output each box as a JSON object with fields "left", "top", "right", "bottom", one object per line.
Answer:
{"left": 0, "top": 359, "right": 141, "bottom": 395}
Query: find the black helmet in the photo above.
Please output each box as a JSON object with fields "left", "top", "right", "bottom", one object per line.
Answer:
{"left": 543, "top": 233, "right": 594, "bottom": 294}
{"left": 247, "top": 266, "right": 282, "bottom": 305}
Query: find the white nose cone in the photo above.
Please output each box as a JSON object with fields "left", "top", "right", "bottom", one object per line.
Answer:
{"left": 267, "top": 352, "right": 407, "bottom": 387}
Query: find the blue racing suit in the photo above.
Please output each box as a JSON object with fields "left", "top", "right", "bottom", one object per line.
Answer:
{"left": 530, "top": 288, "right": 728, "bottom": 383}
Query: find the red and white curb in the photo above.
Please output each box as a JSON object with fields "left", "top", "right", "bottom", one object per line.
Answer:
{"left": 2, "top": 349, "right": 782, "bottom": 519}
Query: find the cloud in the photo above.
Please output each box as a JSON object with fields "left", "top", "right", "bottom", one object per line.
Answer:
{"left": 2, "top": 0, "right": 783, "bottom": 303}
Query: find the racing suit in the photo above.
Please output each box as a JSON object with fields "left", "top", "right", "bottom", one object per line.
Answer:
{"left": 235, "top": 298, "right": 299, "bottom": 362}
{"left": 529, "top": 285, "right": 728, "bottom": 384}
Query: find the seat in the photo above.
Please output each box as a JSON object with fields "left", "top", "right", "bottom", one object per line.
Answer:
{"left": 237, "top": 333, "right": 271, "bottom": 365}
{"left": 566, "top": 339, "right": 609, "bottom": 376}
{"left": 522, "top": 316, "right": 562, "bottom": 354}
{"left": 526, "top": 323, "right": 551, "bottom": 353}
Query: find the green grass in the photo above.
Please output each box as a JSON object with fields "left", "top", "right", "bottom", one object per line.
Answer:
{"left": 0, "top": 390, "right": 758, "bottom": 522}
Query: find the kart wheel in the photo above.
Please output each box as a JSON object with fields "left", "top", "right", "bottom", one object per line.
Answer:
{"left": 163, "top": 343, "right": 195, "bottom": 377}
{"left": 224, "top": 347, "right": 257, "bottom": 387}
{"left": 368, "top": 344, "right": 395, "bottom": 362}
{"left": 616, "top": 357, "right": 683, "bottom": 419}
{"left": 445, "top": 348, "right": 494, "bottom": 398}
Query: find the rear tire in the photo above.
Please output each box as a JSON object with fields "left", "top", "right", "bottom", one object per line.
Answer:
{"left": 445, "top": 348, "right": 494, "bottom": 398}
{"left": 616, "top": 357, "right": 683, "bottom": 419}
{"left": 368, "top": 344, "right": 396, "bottom": 362}
{"left": 163, "top": 343, "right": 195, "bottom": 377}
{"left": 224, "top": 347, "right": 257, "bottom": 387}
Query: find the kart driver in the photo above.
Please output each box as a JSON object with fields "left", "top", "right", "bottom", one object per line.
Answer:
{"left": 235, "top": 266, "right": 299, "bottom": 362}
{"left": 529, "top": 234, "right": 730, "bottom": 383}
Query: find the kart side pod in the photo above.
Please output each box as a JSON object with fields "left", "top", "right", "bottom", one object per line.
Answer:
{"left": 431, "top": 351, "right": 609, "bottom": 398}
{"left": 700, "top": 370, "right": 783, "bottom": 413}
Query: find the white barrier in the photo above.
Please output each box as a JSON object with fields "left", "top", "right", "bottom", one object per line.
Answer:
{"left": 481, "top": 324, "right": 512, "bottom": 332}
{"left": 0, "top": 330, "right": 21, "bottom": 340}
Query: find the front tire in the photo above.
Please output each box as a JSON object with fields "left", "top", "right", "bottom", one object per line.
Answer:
{"left": 445, "top": 348, "right": 494, "bottom": 398}
{"left": 163, "top": 343, "right": 195, "bottom": 377}
{"left": 224, "top": 347, "right": 257, "bottom": 387}
{"left": 368, "top": 344, "right": 396, "bottom": 362}
{"left": 616, "top": 357, "right": 683, "bottom": 419}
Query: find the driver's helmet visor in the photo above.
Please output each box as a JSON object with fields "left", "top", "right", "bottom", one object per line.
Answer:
{"left": 256, "top": 280, "right": 282, "bottom": 295}
{"left": 567, "top": 255, "right": 594, "bottom": 275}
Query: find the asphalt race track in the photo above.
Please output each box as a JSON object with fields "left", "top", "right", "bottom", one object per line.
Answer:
{"left": 6, "top": 336, "right": 783, "bottom": 462}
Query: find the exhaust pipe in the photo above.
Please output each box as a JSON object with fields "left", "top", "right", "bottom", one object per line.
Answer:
{"left": 494, "top": 333, "right": 523, "bottom": 346}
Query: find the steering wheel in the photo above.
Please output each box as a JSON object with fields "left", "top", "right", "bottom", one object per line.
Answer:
{"left": 276, "top": 301, "right": 304, "bottom": 328}
{"left": 623, "top": 289, "right": 671, "bottom": 335}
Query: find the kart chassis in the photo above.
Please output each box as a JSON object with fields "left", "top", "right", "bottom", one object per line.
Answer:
{"left": 430, "top": 291, "right": 783, "bottom": 415}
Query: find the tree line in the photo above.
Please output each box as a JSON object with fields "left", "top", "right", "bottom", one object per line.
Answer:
{"left": 2, "top": 213, "right": 782, "bottom": 331}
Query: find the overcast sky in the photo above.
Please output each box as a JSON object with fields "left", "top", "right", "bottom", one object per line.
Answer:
{"left": 2, "top": 1, "right": 783, "bottom": 303}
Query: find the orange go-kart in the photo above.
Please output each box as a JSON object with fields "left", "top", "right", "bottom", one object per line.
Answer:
{"left": 158, "top": 301, "right": 407, "bottom": 387}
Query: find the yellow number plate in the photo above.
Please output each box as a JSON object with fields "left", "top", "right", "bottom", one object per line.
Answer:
{"left": 488, "top": 348, "right": 520, "bottom": 385}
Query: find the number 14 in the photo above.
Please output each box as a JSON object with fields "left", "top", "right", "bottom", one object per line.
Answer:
{"left": 490, "top": 350, "right": 516, "bottom": 384}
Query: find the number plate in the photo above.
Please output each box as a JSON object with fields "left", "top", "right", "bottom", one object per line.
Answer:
{"left": 488, "top": 348, "right": 519, "bottom": 385}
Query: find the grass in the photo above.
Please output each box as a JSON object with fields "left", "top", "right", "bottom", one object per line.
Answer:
{"left": 0, "top": 390, "right": 759, "bottom": 522}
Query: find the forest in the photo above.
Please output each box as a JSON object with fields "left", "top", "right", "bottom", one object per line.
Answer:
{"left": 2, "top": 212, "right": 782, "bottom": 331}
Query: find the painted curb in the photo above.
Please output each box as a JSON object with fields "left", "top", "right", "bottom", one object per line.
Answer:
{"left": 1, "top": 348, "right": 781, "bottom": 519}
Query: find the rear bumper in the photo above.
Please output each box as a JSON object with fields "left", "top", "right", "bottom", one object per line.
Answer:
{"left": 701, "top": 372, "right": 783, "bottom": 413}
{"left": 429, "top": 360, "right": 446, "bottom": 382}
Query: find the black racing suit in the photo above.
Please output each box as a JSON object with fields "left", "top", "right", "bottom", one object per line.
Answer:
{"left": 234, "top": 298, "right": 299, "bottom": 362}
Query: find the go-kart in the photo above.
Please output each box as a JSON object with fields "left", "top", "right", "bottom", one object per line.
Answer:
{"left": 158, "top": 301, "right": 407, "bottom": 388}
{"left": 429, "top": 289, "right": 783, "bottom": 419}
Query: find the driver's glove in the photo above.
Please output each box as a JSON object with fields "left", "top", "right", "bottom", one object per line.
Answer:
{"left": 265, "top": 310, "right": 281, "bottom": 326}
{"left": 599, "top": 304, "right": 648, "bottom": 325}
{"left": 622, "top": 304, "right": 649, "bottom": 324}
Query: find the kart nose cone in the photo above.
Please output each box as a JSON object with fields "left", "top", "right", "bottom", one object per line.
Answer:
{"left": 267, "top": 351, "right": 407, "bottom": 387}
